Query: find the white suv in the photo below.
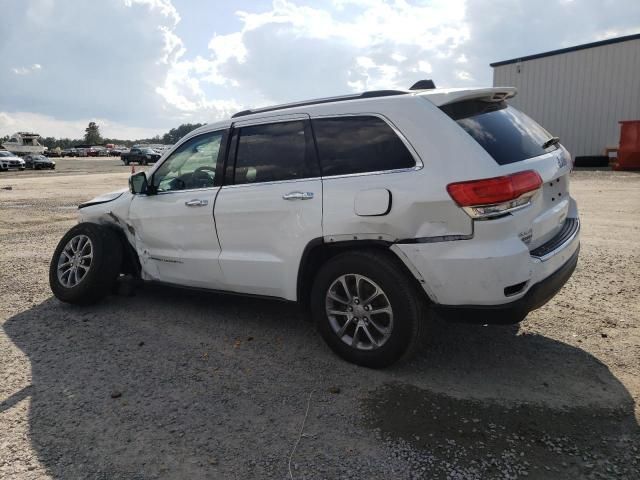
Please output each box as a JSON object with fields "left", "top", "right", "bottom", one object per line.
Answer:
{"left": 49, "top": 85, "right": 580, "bottom": 367}
{"left": 0, "top": 151, "right": 26, "bottom": 171}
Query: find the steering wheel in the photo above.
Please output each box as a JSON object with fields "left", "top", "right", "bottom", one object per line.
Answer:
{"left": 194, "top": 165, "right": 216, "bottom": 176}
{"left": 168, "top": 177, "right": 186, "bottom": 190}
{"left": 191, "top": 165, "right": 216, "bottom": 188}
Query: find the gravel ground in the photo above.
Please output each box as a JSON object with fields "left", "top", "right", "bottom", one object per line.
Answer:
{"left": 1, "top": 161, "right": 639, "bottom": 479}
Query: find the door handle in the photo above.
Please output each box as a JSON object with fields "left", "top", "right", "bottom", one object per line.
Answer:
{"left": 282, "top": 191, "right": 314, "bottom": 201}
{"left": 185, "top": 199, "right": 209, "bottom": 207}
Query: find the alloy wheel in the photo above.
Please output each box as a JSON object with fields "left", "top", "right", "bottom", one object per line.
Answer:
{"left": 325, "top": 274, "right": 394, "bottom": 350}
{"left": 56, "top": 234, "right": 93, "bottom": 288}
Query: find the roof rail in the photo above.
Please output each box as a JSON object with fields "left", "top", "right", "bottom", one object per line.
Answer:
{"left": 231, "top": 89, "right": 408, "bottom": 119}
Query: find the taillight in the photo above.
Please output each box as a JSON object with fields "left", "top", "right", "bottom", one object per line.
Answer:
{"left": 447, "top": 170, "right": 542, "bottom": 219}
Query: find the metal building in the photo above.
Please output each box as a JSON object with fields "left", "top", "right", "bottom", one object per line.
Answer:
{"left": 491, "top": 33, "right": 640, "bottom": 159}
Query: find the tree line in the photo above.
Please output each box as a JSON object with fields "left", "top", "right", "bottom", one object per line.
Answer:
{"left": 0, "top": 122, "right": 205, "bottom": 149}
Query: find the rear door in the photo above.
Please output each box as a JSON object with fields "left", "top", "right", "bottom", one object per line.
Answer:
{"left": 214, "top": 115, "right": 322, "bottom": 300}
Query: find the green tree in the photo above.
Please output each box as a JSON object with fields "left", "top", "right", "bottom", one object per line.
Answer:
{"left": 162, "top": 123, "right": 205, "bottom": 144}
{"left": 41, "top": 136, "right": 57, "bottom": 148}
{"left": 84, "top": 122, "right": 103, "bottom": 145}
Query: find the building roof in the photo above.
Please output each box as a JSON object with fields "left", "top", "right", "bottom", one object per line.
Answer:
{"left": 490, "top": 32, "right": 640, "bottom": 67}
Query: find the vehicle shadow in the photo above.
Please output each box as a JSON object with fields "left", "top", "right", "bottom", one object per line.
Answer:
{"left": 3, "top": 286, "right": 638, "bottom": 479}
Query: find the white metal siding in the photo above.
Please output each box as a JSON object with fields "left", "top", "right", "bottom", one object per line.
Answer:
{"left": 493, "top": 38, "right": 640, "bottom": 157}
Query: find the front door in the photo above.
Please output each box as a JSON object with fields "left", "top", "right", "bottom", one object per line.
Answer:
{"left": 214, "top": 116, "right": 322, "bottom": 300}
{"left": 129, "top": 130, "right": 226, "bottom": 289}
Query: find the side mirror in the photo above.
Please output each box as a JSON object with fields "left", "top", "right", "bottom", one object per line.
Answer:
{"left": 129, "top": 171, "right": 148, "bottom": 194}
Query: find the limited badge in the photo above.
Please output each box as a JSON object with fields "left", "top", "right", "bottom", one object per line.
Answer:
{"left": 519, "top": 228, "right": 533, "bottom": 245}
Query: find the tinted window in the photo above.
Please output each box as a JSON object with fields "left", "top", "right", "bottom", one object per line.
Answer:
{"left": 312, "top": 116, "right": 415, "bottom": 176}
{"left": 234, "top": 121, "right": 317, "bottom": 184}
{"left": 153, "top": 131, "right": 223, "bottom": 192}
{"left": 441, "top": 100, "right": 558, "bottom": 165}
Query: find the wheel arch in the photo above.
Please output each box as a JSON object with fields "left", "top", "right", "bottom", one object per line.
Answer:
{"left": 102, "top": 223, "right": 141, "bottom": 277}
{"left": 296, "top": 238, "right": 430, "bottom": 307}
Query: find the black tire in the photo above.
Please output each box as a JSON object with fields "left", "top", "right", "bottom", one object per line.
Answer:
{"left": 142, "top": 159, "right": 148, "bottom": 166}
{"left": 49, "top": 223, "right": 123, "bottom": 305}
{"left": 124, "top": 159, "right": 130, "bottom": 166}
{"left": 311, "top": 250, "right": 427, "bottom": 368}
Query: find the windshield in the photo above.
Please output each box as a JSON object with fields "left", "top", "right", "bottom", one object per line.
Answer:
{"left": 441, "top": 100, "right": 558, "bottom": 165}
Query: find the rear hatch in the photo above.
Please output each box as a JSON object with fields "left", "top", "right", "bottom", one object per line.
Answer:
{"left": 439, "top": 96, "right": 573, "bottom": 251}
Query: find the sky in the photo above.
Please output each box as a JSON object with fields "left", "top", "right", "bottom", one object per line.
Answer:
{"left": 1, "top": 0, "right": 639, "bottom": 140}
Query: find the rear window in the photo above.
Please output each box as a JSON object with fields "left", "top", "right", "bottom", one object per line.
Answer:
{"left": 312, "top": 116, "right": 415, "bottom": 176}
{"left": 441, "top": 100, "right": 558, "bottom": 165}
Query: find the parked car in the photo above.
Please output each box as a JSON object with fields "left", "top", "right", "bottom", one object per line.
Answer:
{"left": 62, "top": 148, "right": 78, "bottom": 157}
{"left": 49, "top": 84, "right": 580, "bottom": 368}
{"left": 0, "top": 150, "right": 26, "bottom": 170}
{"left": 120, "top": 147, "right": 161, "bottom": 165}
{"left": 24, "top": 154, "right": 56, "bottom": 170}
{"left": 45, "top": 148, "right": 62, "bottom": 158}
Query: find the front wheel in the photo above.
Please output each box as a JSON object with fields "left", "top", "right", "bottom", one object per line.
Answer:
{"left": 311, "top": 250, "right": 427, "bottom": 368}
{"left": 49, "top": 223, "right": 123, "bottom": 305}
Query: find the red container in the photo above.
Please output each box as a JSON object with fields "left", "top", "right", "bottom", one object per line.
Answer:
{"left": 614, "top": 120, "right": 640, "bottom": 171}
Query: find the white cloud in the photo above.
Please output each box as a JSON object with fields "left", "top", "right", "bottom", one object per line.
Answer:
{"left": 1, "top": 0, "right": 640, "bottom": 139}
{"left": 183, "top": 0, "right": 470, "bottom": 107}
{"left": 416, "top": 61, "right": 433, "bottom": 74}
{"left": 11, "top": 64, "right": 41, "bottom": 75}
{"left": 455, "top": 70, "right": 473, "bottom": 81}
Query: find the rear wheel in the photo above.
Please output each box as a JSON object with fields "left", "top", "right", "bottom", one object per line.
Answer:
{"left": 49, "top": 223, "right": 123, "bottom": 305}
{"left": 311, "top": 250, "right": 427, "bottom": 368}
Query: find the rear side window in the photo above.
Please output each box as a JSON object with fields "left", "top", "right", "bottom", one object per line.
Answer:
{"left": 234, "top": 120, "right": 318, "bottom": 184}
{"left": 441, "top": 100, "right": 558, "bottom": 165}
{"left": 312, "top": 116, "right": 415, "bottom": 176}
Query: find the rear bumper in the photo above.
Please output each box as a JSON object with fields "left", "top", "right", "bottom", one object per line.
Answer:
{"left": 432, "top": 245, "right": 579, "bottom": 324}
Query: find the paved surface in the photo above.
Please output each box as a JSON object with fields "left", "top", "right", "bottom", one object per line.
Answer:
{"left": 1, "top": 163, "right": 639, "bottom": 479}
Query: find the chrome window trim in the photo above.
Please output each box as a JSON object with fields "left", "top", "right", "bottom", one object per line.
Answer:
{"left": 153, "top": 186, "right": 220, "bottom": 196}
{"left": 319, "top": 166, "right": 421, "bottom": 181}
{"left": 221, "top": 112, "right": 423, "bottom": 188}
{"left": 220, "top": 176, "right": 322, "bottom": 190}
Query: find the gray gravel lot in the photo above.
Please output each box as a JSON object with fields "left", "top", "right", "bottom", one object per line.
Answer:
{"left": 1, "top": 160, "right": 639, "bottom": 479}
